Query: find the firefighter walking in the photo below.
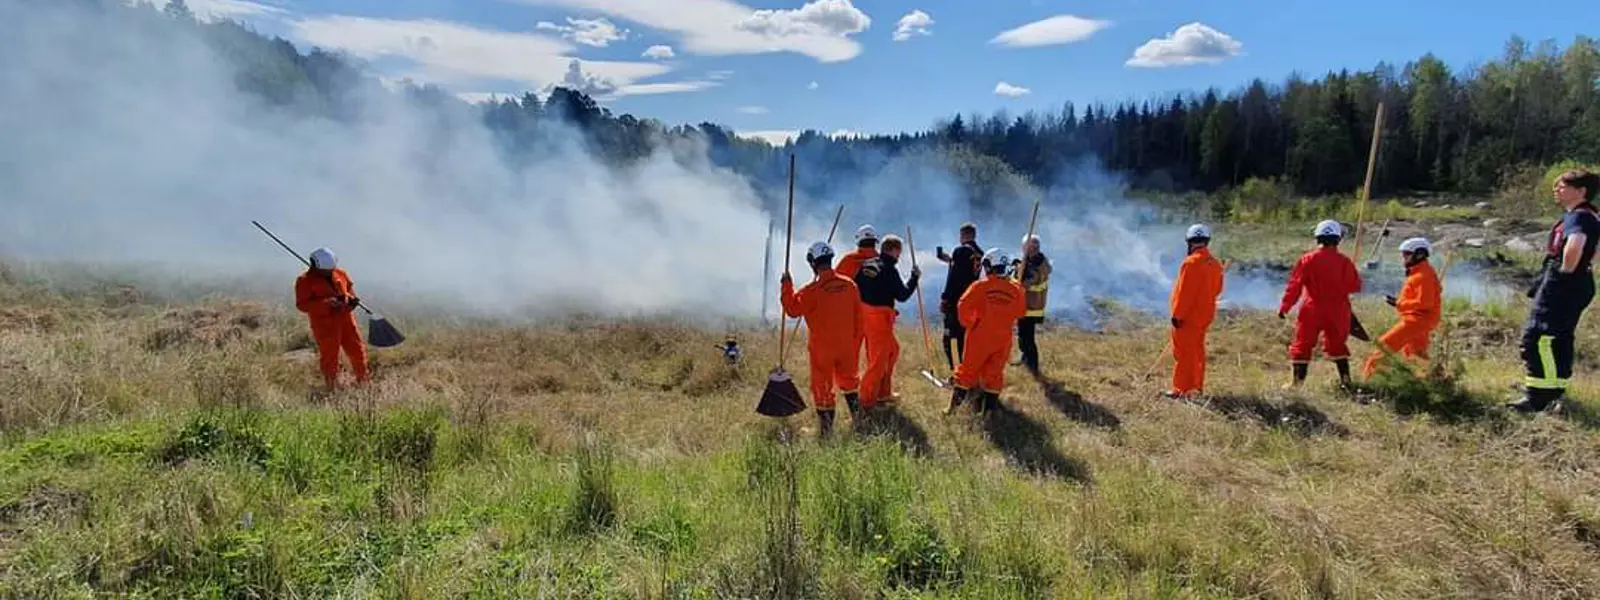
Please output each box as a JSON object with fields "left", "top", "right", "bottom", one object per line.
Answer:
{"left": 1509, "top": 169, "right": 1600, "bottom": 414}
{"left": 1361, "top": 238, "right": 1441, "bottom": 380}
{"left": 295, "top": 247, "right": 370, "bottom": 391}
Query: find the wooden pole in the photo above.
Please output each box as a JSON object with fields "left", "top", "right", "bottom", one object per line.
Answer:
{"left": 1351, "top": 102, "right": 1386, "bottom": 263}
{"left": 778, "top": 154, "right": 795, "bottom": 369}
{"left": 907, "top": 226, "right": 941, "bottom": 380}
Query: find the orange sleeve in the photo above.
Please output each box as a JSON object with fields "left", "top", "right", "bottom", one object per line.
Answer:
{"left": 958, "top": 283, "right": 982, "bottom": 329}
{"left": 295, "top": 276, "right": 333, "bottom": 318}
{"left": 1279, "top": 255, "right": 1307, "bottom": 314}
{"left": 781, "top": 279, "right": 804, "bottom": 318}
{"left": 1171, "top": 256, "right": 1195, "bottom": 319}
{"left": 1399, "top": 269, "right": 1442, "bottom": 322}
{"left": 1011, "top": 281, "right": 1028, "bottom": 321}
{"left": 1345, "top": 256, "right": 1363, "bottom": 295}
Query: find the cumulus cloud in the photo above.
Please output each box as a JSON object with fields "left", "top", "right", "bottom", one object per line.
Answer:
{"left": 1126, "top": 22, "right": 1243, "bottom": 67}
{"left": 534, "top": 16, "right": 628, "bottom": 47}
{"left": 513, "top": 0, "right": 871, "bottom": 63}
{"left": 736, "top": 105, "right": 768, "bottom": 115}
{"left": 456, "top": 92, "right": 512, "bottom": 104}
{"left": 994, "top": 82, "right": 1030, "bottom": 97}
{"left": 892, "top": 10, "right": 933, "bottom": 42}
{"left": 991, "top": 15, "right": 1111, "bottom": 48}
{"left": 736, "top": 130, "right": 799, "bottom": 146}
{"left": 642, "top": 44, "right": 675, "bottom": 59}
{"left": 807, "top": 81, "right": 819, "bottom": 90}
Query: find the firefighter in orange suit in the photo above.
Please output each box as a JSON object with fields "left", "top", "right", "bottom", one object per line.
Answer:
{"left": 1362, "top": 237, "right": 1442, "bottom": 380}
{"left": 295, "top": 247, "right": 370, "bottom": 390}
{"left": 946, "top": 248, "right": 1028, "bottom": 414}
{"left": 1279, "top": 220, "right": 1363, "bottom": 388}
{"left": 837, "top": 225, "right": 878, "bottom": 279}
{"left": 782, "top": 242, "right": 865, "bottom": 436}
{"left": 854, "top": 233, "right": 920, "bottom": 410}
{"left": 1165, "top": 224, "right": 1226, "bottom": 399}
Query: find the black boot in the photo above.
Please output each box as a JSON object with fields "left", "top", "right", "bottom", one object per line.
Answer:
{"left": 1334, "top": 359, "right": 1353, "bottom": 389}
{"left": 1507, "top": 388, "right": 1560, "bottom": 414}
{"left": 844, "top": 392, "right": 862, "bottom": 418}
{"left": 945, "top": 388, "right": 968, "bottom": 415}
{"left": 817, "top": 409, "right": 836, "bottom": 437}
{"left": 1285, "top": 363, "right": 1308, "bottom": 389}
{"left": 981, "top": 392, "right": 1001, "bottom": 414}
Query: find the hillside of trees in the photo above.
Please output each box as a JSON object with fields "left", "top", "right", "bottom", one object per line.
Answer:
{"left": 52, "top": 1, "right": 1600, "bottom": 209}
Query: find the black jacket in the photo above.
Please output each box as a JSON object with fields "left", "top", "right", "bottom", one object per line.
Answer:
{"left": 856, "top": 255, "right": 919, "bottom": 308}
{"left": 940, "top": 241, "right": 983, "bottom": 302}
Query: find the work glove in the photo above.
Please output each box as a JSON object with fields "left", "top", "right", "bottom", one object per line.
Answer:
{"left": 328, "top": 296, "right": 346, "bottom": 308}
{"left": 911, "top": 266, "right": 921, "bottom": 278}
{"left": 1385, "top": 295, "right": 1397, "bottom": 307}
{"left": 1171, "top": 317, "right": 1182, "bottom": 329}
{"left": 348, "top": 296, "right": 361, "bottom": 308}
{"left": 1277, "top": 311, "right": 1287, "bottom": 320}
{"left": 780, "top": 272, "right": 792, "bottom": 285}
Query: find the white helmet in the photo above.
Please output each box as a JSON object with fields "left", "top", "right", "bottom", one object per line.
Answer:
{"left": 982, "top": 248, "right": 1011, "bottom": 271}
{"left": 1314, "top": 220, "right": 1343, "bottom": 238}
{"left": 855, "top": 225, "right": 877, "bottom": 243}
{"left": 309, "top": 247, "right": 337, "bottom": 269}
{"left": 1021, "top": 233, "right": 1041, "bottom": 246}
{"left": 1185, "top": 224, "right": 1212, "bottom": 241}
{"left": 1398, "top": 237, "right": 1431, "bottom": 254}
{"left": 806, "top": 241, "right": 834, "bottom": 263}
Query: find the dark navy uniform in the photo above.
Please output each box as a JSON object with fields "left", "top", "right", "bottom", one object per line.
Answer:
{"left": 1518, "top": 201, "right": 1600, "bottom": 410}
{"left": 939, "top": 240, "right": 983, "bottom": 370}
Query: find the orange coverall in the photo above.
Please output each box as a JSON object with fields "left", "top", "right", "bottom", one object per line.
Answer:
{"left": 1279, "top": 247, "right": 1363, "bottom": 363}
{"left": 782, "top": 269, "right": 865, "bottom": 411}
{"left": 1168, "top": 247, "right": 1225, "bottom": 395}
{"left": 295, "top": 268, "right": 369, "bottom": 388}
{"left": 1362, "top": 260, "right": 1442, "bottom": 378}
{"left": 953, "top": 275, "right": 1028, "bottom": 393}
{"left": 836, "top": 247, "right": 877, "bottom": 374}
{"left": 837, "top": 247, "right": 877, "bottom": 279}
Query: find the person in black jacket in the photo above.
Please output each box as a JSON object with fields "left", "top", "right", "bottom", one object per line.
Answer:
{"left": 1510, "top": 169, "right": 1600, "bottom": 413}
{"left": 855, "top": 234, "right": 921, "bottom": 409}
{"left": 936, "top": 222, "right": 982, "bottom": 371}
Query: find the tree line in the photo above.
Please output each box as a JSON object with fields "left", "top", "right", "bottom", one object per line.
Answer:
{"left": 80, "top": 1, "right": 1600, "bottom": 208}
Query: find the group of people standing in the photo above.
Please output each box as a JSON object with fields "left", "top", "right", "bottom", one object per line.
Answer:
{"left": 293, "top": 171, "right": 1598, "bottom": 431}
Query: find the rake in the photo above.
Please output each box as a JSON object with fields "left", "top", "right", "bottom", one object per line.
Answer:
{"left": 905, "top": 225, "right": 946, "bottom": 389}
{"left": 251, "top": 221, "right": 405, "bottom": 348}
{"left": 756, "top": 154, "right": 807, "bottom": 418}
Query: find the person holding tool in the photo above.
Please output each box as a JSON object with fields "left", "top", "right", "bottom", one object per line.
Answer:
{"left": 1165, "top": 224, "right": 1225, "bottom": 399}
{"left": 936, "top": 222, "right": 983, "bottom": 372}
{"left": 781, "top": 242, "right": 866, "bottom": 436}
{"left": 1509, "top": 169, "right": 1600, "bottom": 414}
{"left": 1279, "top": 220, "right": 1363, "bottom": 389}
{"left": 854, "top": 233, "right": 920, "bottom": 410}
{"left": 1361, "top": 238, "right": 1442, "bottom": 380}
{"left": 1013, "top": 234, "right": 1052, "bottom": 375}
{"left": 295, "top": 247, "right": 370, "bottom": 391}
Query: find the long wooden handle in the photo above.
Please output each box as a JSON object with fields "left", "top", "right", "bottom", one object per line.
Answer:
{"left": 1351, "top": 103, "right": 1385, "bottom": 262}
{"left": 784, "top": 203, "right": 847, "bottom": 358}
{"left": 1016, "top": 199, "right": 1040, "bottom": 281}
{"left": 907, "top": 225, "right": 940, "bottom": 378}
{"left": 779, "top": 154, "right": 795, "bottom": 368}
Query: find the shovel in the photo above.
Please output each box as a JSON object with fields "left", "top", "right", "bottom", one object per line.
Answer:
{"left": 251, "top": 221, "right": 406, "bottom": 348}
{"left": 905, "top": 226, "right": 946, "bottom": 389}
{"left": 757, "top": 154, "right": 807, "bottom": 418}
{"left": 1363, "top": 218, "right": 1391, "bottom": 270}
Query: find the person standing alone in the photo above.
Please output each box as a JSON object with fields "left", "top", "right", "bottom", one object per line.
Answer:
{"left": 296, "top": 247, "right": 370, "bottom": 391}
{"left": 1509, "top": 169, "right": 1600, "bottom": 414}
{"left": 1166, "top": 225, "right": 1225, "bottom": 399}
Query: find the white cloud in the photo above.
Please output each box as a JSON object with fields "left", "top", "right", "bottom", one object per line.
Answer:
{"left": 736, "top": 105, "right": 769, "bottom": 115}
{"left": 1126, "top": 22, "right": 1243, "bottom": 68}
{"left": 830, "top": 129, "right": 865, "bottom": 139}
{"left": 289, "top": 16, "right": 669, "bottom": 91}
{"left": 994, "top": 82, "right": 1030, "bottom": 97}
{"left": 456, "top": 92, "right": 513, "bottom": 104}
{"left": 535, "top": 16, "right": 628, "bottom": 47}
{"left": 617, "top": 80, "right": 721, "bottom": 96}
{"left": 642, "top": 44, "right": 675, "bottom": 59}
{"left": 991, "top": 15, "right": 1111, "bottom": 48}
{"left": 736, "top": 130, "right": 799, "bottom": 146}
{"left": 144, "top": 0, "right": 287, "bottom": 20}
{"left": 512, "top": 0, "right": 872, "bottom": 63}
{"left": 893, "top": 10, "right": 933, "bottom": 42}
{"left": 807, "top": 81, "right": 819, "bottom": 90}
{"left": 706, "top": 70, "right": 735, "bottom": 80}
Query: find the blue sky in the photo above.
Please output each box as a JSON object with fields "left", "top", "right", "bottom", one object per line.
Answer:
{"left": 170, "top": 0, "right": 1587, "bottom": 144}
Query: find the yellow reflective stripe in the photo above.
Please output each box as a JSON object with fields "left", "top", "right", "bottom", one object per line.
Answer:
{"left": 1027, "top": 285, "right": 1048, "bottom": 292}
{"left": 1025, "top": 309, "right": 1045, "bottom": 317}
{"left": 1526, "top": 335, "right": 1569, "bottom": 389}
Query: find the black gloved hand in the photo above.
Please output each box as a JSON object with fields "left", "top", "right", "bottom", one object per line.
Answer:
{"left": 1385, "top": 295, "right": 1397, "bottom": 307}
{"left": 1277, "top": 311, "right": 1287, "bottom": 320}
{"left": 781, "top": 272, "right": 792, "bottom": 284}
{"left": 1171, "top": 317, "right": 1182, "bottom": 329}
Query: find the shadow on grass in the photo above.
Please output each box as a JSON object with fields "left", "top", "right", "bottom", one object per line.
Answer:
{"left": 977, "top": 401, "right": 1092, "bottom": 484}
{"left": 1034, "top": 376, "right": 1121, "bottom": 430}
{"left": 1556, "top": 398, "right": 1600, "bottom": 431}
{"left": 1359, "top": 359, "right": 1508, "bottom": 427}
{"left": 1197, "top": 395, "right": 1350, "bottom": 438}
{"left": 855, "top": 405, "right": 933, "bottom": 457}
